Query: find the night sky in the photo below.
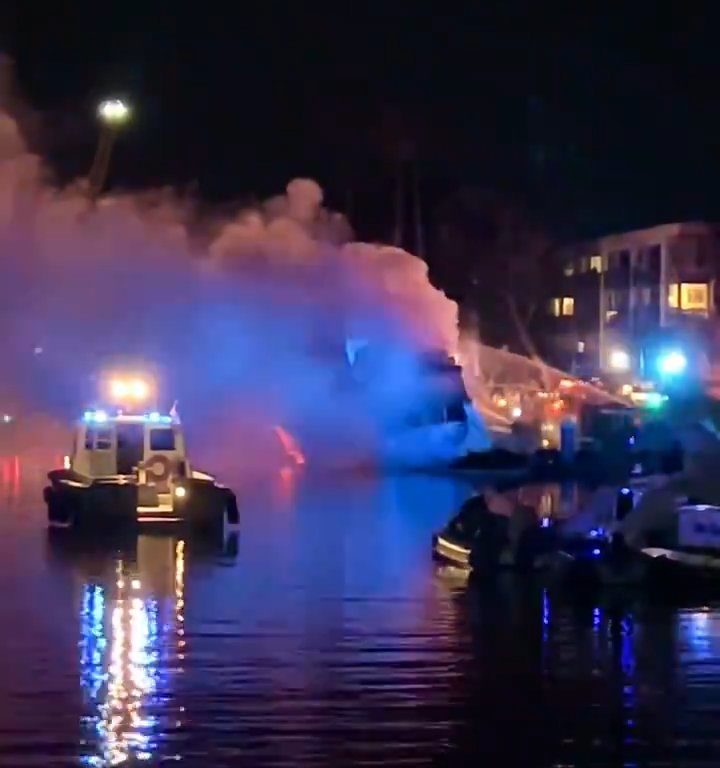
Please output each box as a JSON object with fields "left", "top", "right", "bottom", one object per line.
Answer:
{"left": 3, "top": 3, "right": 720, "bottom": 242}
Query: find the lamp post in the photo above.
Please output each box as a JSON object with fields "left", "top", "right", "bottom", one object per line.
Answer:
{"left": 88, "top": 98, "right": 131, "bottom": 200}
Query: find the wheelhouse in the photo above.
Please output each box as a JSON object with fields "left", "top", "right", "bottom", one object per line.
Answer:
{"left": 71, "top": 411, "right": 188, "bottom": 490}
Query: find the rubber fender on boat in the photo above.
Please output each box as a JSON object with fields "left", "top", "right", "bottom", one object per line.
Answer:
{"left": 144, "top": 454, "right": 172, "bottom": 483}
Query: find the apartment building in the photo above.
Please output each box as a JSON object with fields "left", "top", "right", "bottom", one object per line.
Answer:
{"left": 546, "top": 222, "right": 720, "bottom": 376}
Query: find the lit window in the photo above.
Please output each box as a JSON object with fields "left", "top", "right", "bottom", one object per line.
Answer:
{"left": 562, "top": 297, "right": 574, "bottom": 316}
{"left": 680, "top": 283, "right": 709, "bottom": 312}
{"left": 579, "top": 257, "right": 589, "bottom": 273}
{"left": 548, "top": 298, "right": 561, "bottom": 316}
{"left": 563, "top": 262, "right": 574, "bottom": 276}
{"left": 590, "top": 255, "right": 603, "bottom": 273}
{"left": 668, "top": 283, "right": 679, "bottom": 308}
{"left": 577, "top": 341, "right": 585, "bottom": 353}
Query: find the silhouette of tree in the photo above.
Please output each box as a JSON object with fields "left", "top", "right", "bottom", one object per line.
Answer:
{"left": 430, "top": 188, "right": 557, "bottom": 365}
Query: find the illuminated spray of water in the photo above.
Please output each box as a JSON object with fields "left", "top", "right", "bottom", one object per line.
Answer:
{"left": 0, "top": 97, "right": 466, "bottom": 468}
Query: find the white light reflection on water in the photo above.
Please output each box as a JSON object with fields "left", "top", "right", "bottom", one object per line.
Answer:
{"left": 79, "top": 539, "right": 186, "bottom": 766}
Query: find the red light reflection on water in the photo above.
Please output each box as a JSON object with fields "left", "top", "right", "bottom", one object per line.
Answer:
{"left": 272, "top": 466, "right": 299, "bottom": 507}
{"left": 0, "top": 455, "right": 21, "bottom": 497}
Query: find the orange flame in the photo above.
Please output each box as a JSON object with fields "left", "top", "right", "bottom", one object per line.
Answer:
{"left": 273, "top": 426, "right": 306, "bottom": 466}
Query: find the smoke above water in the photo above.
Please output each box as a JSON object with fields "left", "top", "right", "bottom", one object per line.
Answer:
{"left": 0, "top": 109, "right": 460, "bottom": 469}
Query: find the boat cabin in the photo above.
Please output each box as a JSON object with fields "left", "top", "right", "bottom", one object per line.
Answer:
{"left": 71, "top": 411, "right": 189, "bottom": 491}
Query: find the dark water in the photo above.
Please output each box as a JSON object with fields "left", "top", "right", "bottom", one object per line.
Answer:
{"left": 2, "top": 458, "right": 720, "bottom": 766}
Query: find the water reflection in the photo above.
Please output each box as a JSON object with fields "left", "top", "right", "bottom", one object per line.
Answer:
{"left": 76, "top": 537, "right": 185, "bottom": 765}
{"left": 514, "top": 483, "right": 573, "bottom": 519}
{"left": 0, "top": 455, "right": 21, "bottom": 500}
{"left": 8, "top": 474, "right": 720, "bottom": 765}
{"left": 273, "top": 465, "right": 301, "bottom": 508}
{"left": 62, "top": 532, "right": 233, "bottom": 766}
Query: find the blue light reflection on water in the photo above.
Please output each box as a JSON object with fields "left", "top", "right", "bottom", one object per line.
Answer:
{"left": 9, "top": 468, "right": 720, "bottom": 765}
{"left": 78, "top": 540, "right": 185, "bottom": 766}
{"left": 618, "top": 614, "right": 637, "bottom": 750}
{"left": 541, "top": 588, "right": 551, "bottom": 674}
{"left": 79, "top": 586, "right": 106, "bottom": 700}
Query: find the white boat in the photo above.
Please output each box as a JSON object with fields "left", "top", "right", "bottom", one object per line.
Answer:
{"left": 45, "top": 374, "right": 238, "bottom": 533}
{"left": 558, "top": 473, "right": 720, "bottom": 584}
{"left": 636, "top": 504, "right": 720, "bottom": 577}
{"left": 345, "top": 340, "right": 493, "bottom": 468}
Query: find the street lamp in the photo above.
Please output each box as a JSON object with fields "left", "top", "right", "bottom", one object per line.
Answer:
{"left": 88, "top": 98, "right": 131, "bottom": 200}
{"left": 97, "top": 99, "right": 130, "bottom": 125}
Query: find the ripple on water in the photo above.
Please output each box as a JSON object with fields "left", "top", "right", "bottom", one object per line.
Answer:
{"left": 2, "top": 467, "right": 720, "bottom": 765}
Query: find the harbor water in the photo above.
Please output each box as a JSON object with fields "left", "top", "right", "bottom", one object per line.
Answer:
{"left": 1, "top": 456, "right": 720, "bottom": 766}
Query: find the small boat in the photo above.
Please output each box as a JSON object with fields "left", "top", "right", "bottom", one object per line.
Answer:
{"left": 556, "top": 480, "right": 720, "bottom": 588}
{"left": 637, "top": 504, "right": 720, "bottom": 582}
{"left": 345, "top": 343, "right": 494, "bottom": 469}
{"left": 44, "top": 374, "right": 238, "bottom": 533}
{"left": 432, "top": 475, "right": 714, "bottom": 586}
{"left": 432, "top": 494, "right": 555, "bottom": 572}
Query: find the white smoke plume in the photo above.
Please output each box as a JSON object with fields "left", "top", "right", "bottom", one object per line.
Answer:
{"left": 0, "top": 105, "right": 459, "bottom": 469}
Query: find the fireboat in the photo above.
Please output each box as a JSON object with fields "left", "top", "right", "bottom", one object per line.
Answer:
{"left": 44, "top": 373, "right": 238, "bottom": 533}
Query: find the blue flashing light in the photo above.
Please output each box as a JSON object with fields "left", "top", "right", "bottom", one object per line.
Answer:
{"left": 541, "top": 517, "right": 550, "bottom": 528}
{"left": 658, "top": 349, "right": 687, "bottom": 376}
{"left": 147, "top": 413, "right": 172, "bottom": 424}
{"left": 84, "top": 410, "right": 108, "bottom": 423}
{"left": 83, "top": 410, "right": 173, "bottom": 424}
{"left": 628, "top": 435, "right": 635, "bottom": 446}
{"left": 620, "top": 487, "right": 631, "bottom": 496}
{"left": 592, "top": 548, "right": 601, "bottom": 557}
